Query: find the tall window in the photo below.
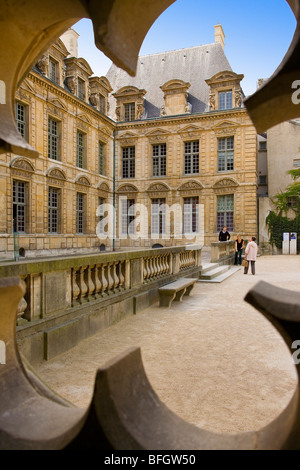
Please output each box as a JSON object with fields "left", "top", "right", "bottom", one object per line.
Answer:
{"left": 13, "top": 180, "right": 27, "bottom": 233}
{"left": 48, "top": 187, "right": 60, "bottom": 233}
{"left": 49, "top": 58, "right": 58, "bottom": 84}
{"left": 217, "top": 195, "right": 234, "bottom": 232}
{"left": 121, "top": 199, "right": 135, "bottom": 235}
{"left": 124, "top": 103, "right": 135, "bottom": 121}
{"left": 219, "top": 91, "right": 232, "bottom": 110}
{"left": 184, "top": 141, "right": 199, "bottom": 175}
{"left": 183, "top": 197, "right": 199, "bottom": 234}
{"left": 218, "top": 137, "right": 234, "bottom": 172}
{"left": 99, "top": 94, "right": 105, "bottom": 114}
{"left": 122, "top": 146, "right": 135, "bottom": 178}
{"left": 77, "top": 131, "right": 85, "bottom": 168}
{"left": 15, "top": 102, "right": 27, "bottom": 140}
{"left": 151, "top": 198, "right": 166, "bottom": 236}
{"left": 78, "top": 77, "right": 85, "bottom": 100}
{"left": 152, "top": 143, "right": 166, "bottom": 177}
{"left": 98, "top": 197, "right": 105, "bottom": 235}
{"left": 76, "top": 193, "right": 85, "bottom": 234}
{"left": 48, "top": 118, "right": 59, "bottom": 160}
{"left": 98, "top": 141, "right": 105, "bottom": 175}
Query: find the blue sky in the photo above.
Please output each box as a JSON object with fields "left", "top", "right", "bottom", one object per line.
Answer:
{"left": 72, "top": 0, "right": 296, "bottom": 97}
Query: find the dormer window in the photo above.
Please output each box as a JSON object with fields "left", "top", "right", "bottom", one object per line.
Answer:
{"left": 124, "top": 103, "right": 135, "bottom": 121}
{"left": 206, "top": 71, "right": 244, "bottom": 111}
{"left": 113, "top": 86, "right": 146, "bottom": 122}
{"left": 219, "top": 91, "right": 232, "bottom": 110}
{"left": 78, "top": 77, "right": 85, "bottom": 100}
{"left": 49, "top": 58, "right": 58, "bottom": 84}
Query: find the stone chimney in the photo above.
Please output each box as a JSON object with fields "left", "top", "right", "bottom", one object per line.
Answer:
{"left": 214, "top": 24, "right": 225, "bottom": 50}
{"left": 60, "top": 28, "right": 79, "bottom": 58}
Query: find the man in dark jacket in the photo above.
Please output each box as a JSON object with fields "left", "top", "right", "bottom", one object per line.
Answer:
{"left": 219, "top": 226, "right": 230, "bottom": 242}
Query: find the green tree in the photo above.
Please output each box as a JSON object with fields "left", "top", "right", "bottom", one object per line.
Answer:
{"left": 266, "top": 168, "right": 300, "bottom": 252}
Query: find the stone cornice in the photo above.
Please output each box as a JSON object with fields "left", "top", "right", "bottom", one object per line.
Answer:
{"left": 115, "top": 108, "right": 250, "bottom": 132}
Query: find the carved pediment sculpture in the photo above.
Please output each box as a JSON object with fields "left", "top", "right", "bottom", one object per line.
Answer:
{"left": 10, "top": 157, "right": 35, "bottom": 173}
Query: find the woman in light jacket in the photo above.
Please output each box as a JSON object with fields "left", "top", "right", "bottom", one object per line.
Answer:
{"left": 244, "top": 236, "right": 258, "bottom": 275}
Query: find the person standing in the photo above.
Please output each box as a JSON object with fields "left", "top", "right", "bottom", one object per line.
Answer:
{"left": 244, "top": 237, "right": 258, "bottom": 275}
{"left": 219, "top": 226, "right": 230, "bottom": 242}
{"left": 234, "top": 235, "right": 245, "bottom": 265}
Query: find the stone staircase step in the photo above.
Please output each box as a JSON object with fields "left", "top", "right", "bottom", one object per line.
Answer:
{"left": 200, "top": 262, "right": 219, "bottom": 274}
{"left": 198, "top": 265, "right": 241, "bottom": 283}
{"left": 199, "top": 264, "right": 231, "bottom": 280}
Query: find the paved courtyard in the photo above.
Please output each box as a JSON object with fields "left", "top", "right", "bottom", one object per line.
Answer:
{"left": 35, "top": 255, "right": 299, "bottom": 435}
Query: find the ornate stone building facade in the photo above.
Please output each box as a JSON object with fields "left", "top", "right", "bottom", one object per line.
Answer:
{"left": 0, "top": 25, "right": 257, "bottom": 257}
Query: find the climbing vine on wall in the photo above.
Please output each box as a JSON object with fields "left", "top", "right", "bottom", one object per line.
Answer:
{"left": 266, "top": 168, "right": 300, "bottom": 252}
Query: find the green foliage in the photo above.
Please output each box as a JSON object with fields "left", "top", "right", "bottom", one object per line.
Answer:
{"left": 266, "top": 169, "right": 300, "bottom": 253}
{"left": 266, "top": 212, "right": 300, "bottom": 251}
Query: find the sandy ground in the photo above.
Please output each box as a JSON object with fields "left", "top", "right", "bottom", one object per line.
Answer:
{"left": 35, "top": 255, "right": 300, "bottom": 435}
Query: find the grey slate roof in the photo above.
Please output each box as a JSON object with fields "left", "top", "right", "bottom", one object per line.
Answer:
{"left": 106, "top": 42, "right": 232, "bottom": 120}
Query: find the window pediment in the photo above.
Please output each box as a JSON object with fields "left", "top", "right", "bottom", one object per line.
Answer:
{"left": 98, "top": 182, "right": 110, "bottom": 192}
{"left": 47, "top": 98, "right": 67, "bottom": 111}
{"left": 213, "top": 178, "right": 239, "bottom": 192}
{"left": 46, "top": 167, "right": 66, "bottom": 180}
{"left": 147, "top": 183, "right": 170, "bottom": 192}
{"left": 179, "top": 181, "right": 203, "bottom": 194}
{"left": 160, "top": 79, "right": 190, "bottom": 95}
{"left": 146, "top": 128, "right": 170, "bottom": 142}
{"left": 75, "top": 175, "right": 91, "bottom": 186}
{"left": 212, "top": 121, "right": 238, "bottom": 136}
{"left": 117, "top": 184, "right": 138, "bottom": 194}
{"left": 10, "top": 157, "right": 35, "bottom": 173}
{"left": 178, "top": 125, "right": 203, "bottom": 139}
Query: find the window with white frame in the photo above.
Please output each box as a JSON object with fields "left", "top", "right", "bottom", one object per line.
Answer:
{"left": 77, "top": 77, "right": 85, "bottom": 100}
{"left": 13, "top": 180, "right": 27, "bottom": 233}
{"left": 48, "top": 117, "right": 60, "bottom": 160}
{"left": 121, "top": 199, "right": 135, "bottom": 235}
{"left": 152, "top": 143, "right": 166, "bottom": 177}
{"left": 122, "top": 146, "right": 135, "bottom": 178}
{"left": 48, "top": 187, "right": 60, "bottom": 233}
{"left": 124, "top": 103, "right": 135, "bottom": 122}
{"left": 49, "top": 58, "right": 58, "bottom": 84}
{"left": 99, "top": 141, "right": 105, "bottom": 175}
{"left": 98, "top": 197, "right": 105, "bottom": 235}
{"left": 217, "top": 194, "right": 234, "bottom": 232}
{"left": 15, "top": 102, "right": 28, "bottom": 140}
{"left": 77, "top": 131, "right": 85, "bottom": 168}
{"left": 183, "top": 197, "right": 199, "bottom": 234}
{"left": 218, "top": 137, "right": 234, "bottom": 172}
{"left": 151, "top": 198, "right": 166, "bottom": 236}
{"left": 76, "top": 192, "right": 85, "bottom": 233}
{"left": 219, "top": 91, "right": 232, "bottom": 110}
{"left": 293, "top": 159, "right": 300, "bottom": 168}
{"left": 184, "top": 141, "right": 199, "bottom": 175}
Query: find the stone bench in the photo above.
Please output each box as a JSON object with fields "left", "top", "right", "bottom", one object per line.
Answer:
{"left": 158, "top": 277, "right": 197, "bottom": 308}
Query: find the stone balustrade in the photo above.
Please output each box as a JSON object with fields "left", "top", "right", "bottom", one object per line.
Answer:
{"left": 0, "top": 245, "right": 202, "bottom": 363}
{"left": 210, "top": 241, "right": 236, "bottom": 264}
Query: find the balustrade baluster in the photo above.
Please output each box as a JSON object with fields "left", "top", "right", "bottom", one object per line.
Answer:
{"left": 113, "top": 262, "right": 120, "bottom": 292}
{"left": 119, "top": 261, "right": 125, "bottom": 290}
{"left": 153, "top": 256, "right": 158, "bottom": 277}
{"left": 146, "top": 258, "right": 151, "bottom": 281}
{"left": 72, "top": 268, "right": 80, "bottom": 305}
{"left": 79, "top": 266, "right": 88, "bottom": 302}
{"left": 93, "top": 264, "right": 102, "bottom": 298}
{"left": 87, "top": 265, "right": 95, "bottom": 299}
{"left": 107, "top": 263, "right": 114, "bottom": 293}
{"left": 143, "top": 258, "right": 147, "bottom": 281}
{"left": 100, "top": 263, "right": 108, "bottom": 296}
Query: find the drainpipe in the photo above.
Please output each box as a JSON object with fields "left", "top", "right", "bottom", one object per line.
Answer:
{"left": 113, "top": 130, "right": 116, "bottom": 251}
